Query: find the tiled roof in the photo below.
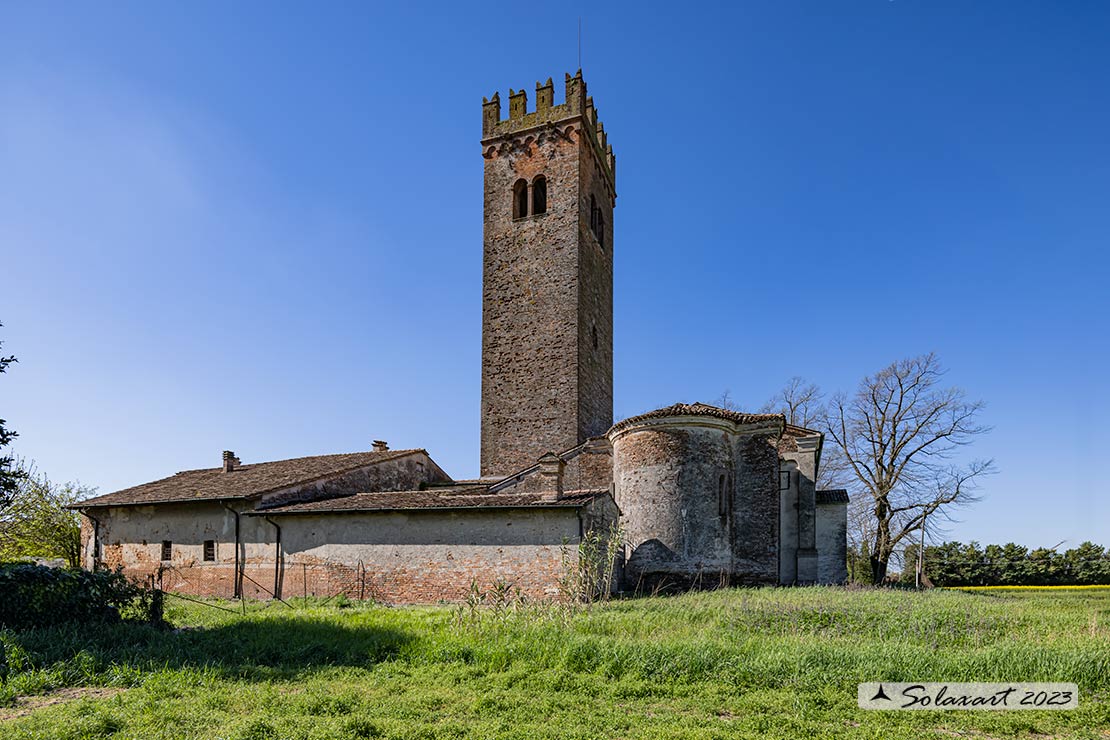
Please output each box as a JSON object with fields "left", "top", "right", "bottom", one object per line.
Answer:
{"left": 609, "top": 403, "right": 783, "bottom": 435}
{"left": 778, "top": 423, "right": 823, "bottom": 452}
{"left": 783, "top": 423, "right": 822, "bottom": 438}
{"left": 816, "top": 489, "right": 850, "bottom": 504}
{"left": 74, "top": 449, "right": 426, "bottom": 508}
{"left": 252, "top": 488, "right": 608, "bottom": 515}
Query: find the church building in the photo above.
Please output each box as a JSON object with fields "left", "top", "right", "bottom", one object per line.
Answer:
{"left": 74, "top": 72, "right": 848, "bottom": 601}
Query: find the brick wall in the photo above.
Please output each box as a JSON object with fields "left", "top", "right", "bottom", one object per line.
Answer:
{"left": 730, "top": 432, "right": 781, "bottom": 585}
{"left": 479, "top": 73, "right": 614, "bottom": 477}
{"left": 611, "top": 415, "right": 782, "bottom": 591}
{"left": 86, "top": 503, "right": 600, "bottom": 604}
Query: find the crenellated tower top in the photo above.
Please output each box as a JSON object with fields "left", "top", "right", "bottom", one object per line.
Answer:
{"left": 481, "top": 70, "right": 615, "bottom": 193}
{"left": 479, "top": 69, "right": 616, "bottom": 477}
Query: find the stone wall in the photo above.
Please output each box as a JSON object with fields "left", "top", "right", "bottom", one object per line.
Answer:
{"left": 479, "top": 72, "right": 614, "bottom": 478}
{"left": 77, "top": 452, "right": 453, "bottom": 598}
{"left": 259, "top": 452, "right": 450, "bottom": 508}
{"left": 79, "top": 495, "right": 620, "bottom": 603}
{"left": 816, "top": 500, "right": 849, "bottom": 584}
{"left": 576, "top": 122, "right": 614, "bottom": 446}
{"left": 610, "top": 415, "right": 781, "bottom": 591}
{"left": 272, "top": 508, "right": 583, "bottom": 603}
{"left": 81, "top": 500, "right": 276, "bottom": 599}
{"left": 488, "top": 436, "right": 613, "bottom": 495}
{"left": 778, "top": 460, "right": 799, "bottom": 584}
{"left": 779, "top": 434, "right": 822, "bottom": 583}
{"left": 730, "top": 432, "right": 781, "bottom": 585}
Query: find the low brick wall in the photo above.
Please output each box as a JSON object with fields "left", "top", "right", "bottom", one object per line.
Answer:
{"left": 94, "top": 506, "right": 589, "bottom": 604}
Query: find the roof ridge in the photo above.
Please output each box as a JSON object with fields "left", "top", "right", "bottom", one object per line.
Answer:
{"left": 74, "top": 448, "right": 431, "bottom": 508}
{"left": 609, "top": 402, "right": 784, "bottom": 435}
{"left": 171, "top": 448, "right": 426, "bottom": 475}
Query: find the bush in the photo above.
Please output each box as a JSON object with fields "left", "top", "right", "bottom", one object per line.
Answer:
{"left": 0, "top": 563, "right": 158, "bottom": 630}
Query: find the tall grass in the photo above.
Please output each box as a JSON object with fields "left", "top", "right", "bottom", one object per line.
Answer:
{"left": 2, "top": 587, "right": 1108, "bottom": 739}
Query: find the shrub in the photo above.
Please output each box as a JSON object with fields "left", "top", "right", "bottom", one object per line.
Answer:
{"left": 0, "top": 563, "right": 158, "bottom": 630}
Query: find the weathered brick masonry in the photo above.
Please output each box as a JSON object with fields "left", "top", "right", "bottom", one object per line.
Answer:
{"left": 72, "top": 71, "right": 848, "bottom": 602}
{"left": 609, "top": 404, "right": 783, "bottom": 591}
{"left": 480, "top": 72, "right": 615, "bottom": 478}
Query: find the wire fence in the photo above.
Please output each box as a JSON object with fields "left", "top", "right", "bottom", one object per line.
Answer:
{"left": 149, "top": 558, "right": 384, "bottom": 614}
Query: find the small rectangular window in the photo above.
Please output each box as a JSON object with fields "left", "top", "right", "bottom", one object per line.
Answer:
{"left": 779, "top": 470, "right": 792, "bottom": 490}
{"left": 160, "top": 540, "right": 172, "bottom": 561}
{"left": 203, "top": 540, "right": 215, "bottom": 562}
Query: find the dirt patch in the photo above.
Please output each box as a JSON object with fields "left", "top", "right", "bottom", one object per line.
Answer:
{"left": 0, "top": 687, "right": 124, "bottom": 721}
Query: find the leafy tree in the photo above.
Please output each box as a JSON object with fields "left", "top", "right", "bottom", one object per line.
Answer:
{"left": 1027, "top": 547, "right": 1064, "bottom": 585}
{"left": 1064, "top": 541, "right": 1108, "bottom": 585}
{"left": 998, "top": 542, "right": 1031, "bottom": 584}
{"left": 0, "top": 322, "right": 24, "bottom": 508}
{"left": 825, "top": 353, "right": 995, "bottom": 584}
{"left": 921, "top": 540, "right": 1109, "bottom": 586}
{"left": 0, "top": 467, "right": 92, "bottom": 568}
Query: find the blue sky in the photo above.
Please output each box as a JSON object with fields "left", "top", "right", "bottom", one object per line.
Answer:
{"left": 2, "top": 1, "right": 1107, "bottom": 549}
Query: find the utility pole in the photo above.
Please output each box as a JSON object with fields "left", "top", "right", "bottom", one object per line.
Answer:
{"left": 916, "top": 511, "right": 927, "bottom": 590}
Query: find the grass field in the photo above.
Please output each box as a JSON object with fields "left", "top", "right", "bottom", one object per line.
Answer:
{"left": 1, "top": 586, "right": 1108, "bottom": 739}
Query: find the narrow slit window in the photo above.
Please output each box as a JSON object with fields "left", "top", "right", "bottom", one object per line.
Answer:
{"left": 513, "top": 179, "right": 528, "bottom": 219}
{"left": 718, "top": 474, "right": 728, "bottom": 518}
{"left": 203, "top": 540, "right": 216, "bottom": 562}
{"left": 532, "top": 176, "right": 547, "bottom": 215}
{"left": 597, "top": 216, "right": 605, "bottom": 248}
{"left": 592, "top": 324, "right": 599, "bottom": 350}
{"left": 160, "top": 540, "right": 172, "bottom": 561}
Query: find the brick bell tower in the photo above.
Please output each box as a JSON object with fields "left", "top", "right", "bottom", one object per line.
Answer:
{"left": 479, "top": 71, "right": 616, "bottom": 478}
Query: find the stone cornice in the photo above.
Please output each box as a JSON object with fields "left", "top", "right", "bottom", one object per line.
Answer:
{"left": 607, "top": 414, "right": 783, "bottom": 443}
{"left": 481, "top": 115, "right": 616, "bottom": 202}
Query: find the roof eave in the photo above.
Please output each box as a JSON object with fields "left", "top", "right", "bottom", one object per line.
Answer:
{"left": 248, "top": 497, "right": 602, "bottom": 516}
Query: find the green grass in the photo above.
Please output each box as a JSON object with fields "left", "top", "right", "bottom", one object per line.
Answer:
{"left": 1, "top": 587, "right": 1108, "bottom": 739}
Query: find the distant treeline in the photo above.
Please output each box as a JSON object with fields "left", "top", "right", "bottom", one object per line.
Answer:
{"left": 901, "top": 541, "right": 1110, "bottom": 586}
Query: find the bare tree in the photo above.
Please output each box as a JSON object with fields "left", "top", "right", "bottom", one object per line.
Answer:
{"left": 713, "top": 389, "right": 740, "bottom": 411}
{"left": 825, "top": 353, "right": 994, "bottom": 584}
{"left": 759, "top": 376, "right": 824, "bottom": 428}
{"left": 759, "top": 377, "right": 848, "bottom": 490}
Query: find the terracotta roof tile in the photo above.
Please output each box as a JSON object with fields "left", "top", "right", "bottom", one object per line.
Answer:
{"left": 609, "top": 403, "right": 783, "bottom": 435}
{"left": 778, "top": 423, "right": 823, "bottom": 452}
{"left": 816, "top": 489, "right": 850, "bottom": 504}
{"left": 253, "top": 487, "right": 608, "bottom": 515}
{"left": 75, "top": 449, "right": 426, "bottom": 508}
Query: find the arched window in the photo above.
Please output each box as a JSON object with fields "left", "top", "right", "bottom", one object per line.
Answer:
{"left": 532, "top": 176, "right": 547, "bottom": 215}
{"left": 589, "top": 194, "right": 598, "bottom": 235}
{"left": 513, "top": 179, "right": 528, "bottom": 219}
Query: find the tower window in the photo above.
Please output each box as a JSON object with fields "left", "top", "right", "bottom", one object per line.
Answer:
{"left": 513, "top": 179, "right": 528, "bottom": 220}
{"left": 203, "top": 540, "right": 215, "bottom": 562}
{"left": 160, "top": 540, "right": 172, "bottom": 561}
{"left": 589, "top": 194, "right": 605, "bottom": 246}
{"left": 532, "top": 176, "right": 547, "bottom": 215}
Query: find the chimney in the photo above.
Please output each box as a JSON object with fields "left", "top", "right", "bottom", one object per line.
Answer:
{"left": 222, "top": 450, "right": 236, "bottom": 473}
{"left": 537, "top": 452, "right": 565, "bottom": 502}
{"left": 372, "top": 440, "right": 389, "bottom": 453}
